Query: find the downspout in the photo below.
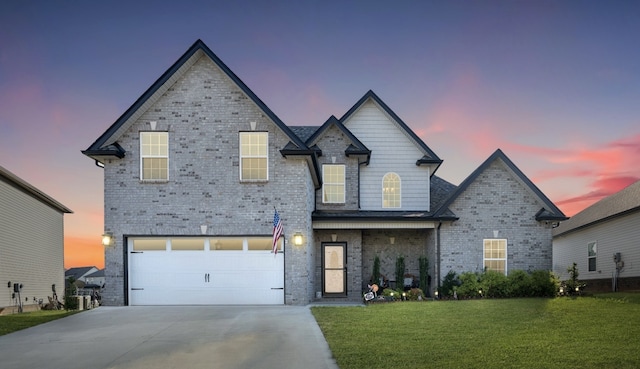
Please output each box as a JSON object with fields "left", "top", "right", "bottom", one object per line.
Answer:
{"left": 436, "top": 221, "right": 442, "bottom": 295}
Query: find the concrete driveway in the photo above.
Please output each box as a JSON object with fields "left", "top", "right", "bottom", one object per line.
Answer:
{"left": 0, "top": 306, "right": 339, "bottom": 369}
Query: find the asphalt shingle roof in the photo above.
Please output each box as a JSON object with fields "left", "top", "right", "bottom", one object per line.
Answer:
{"left": 553, "top": 179, "right": 640, "bottom": 237}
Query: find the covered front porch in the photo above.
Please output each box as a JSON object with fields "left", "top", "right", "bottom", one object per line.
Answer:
{"left": 311, "top": 213, "right": 437, "bottom": 302}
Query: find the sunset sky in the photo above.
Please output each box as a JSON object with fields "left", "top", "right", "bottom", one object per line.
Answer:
{"left": 1, "top": 1, "right": 639, "bottom": 269}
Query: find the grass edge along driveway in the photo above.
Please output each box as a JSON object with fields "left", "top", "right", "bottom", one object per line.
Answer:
{"left": 0, "top": 310, "right": 78, "bottom": 336}
{"left": 312, "top": 293, "right": 640, "bottom": 369}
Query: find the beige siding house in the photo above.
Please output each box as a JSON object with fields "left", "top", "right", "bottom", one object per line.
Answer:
{"left": 0, "top": 166, "right": 72, "bottom": 314}
{"left": 553, "top": 180, "right": 640, "bottom": 292}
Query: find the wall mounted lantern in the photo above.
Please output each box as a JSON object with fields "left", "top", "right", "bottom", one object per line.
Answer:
{"left": 293, "top": 232, "right": 304, "bottom": 247}
{"left": 102, "top": 232, "right": 114, "bottom": 247}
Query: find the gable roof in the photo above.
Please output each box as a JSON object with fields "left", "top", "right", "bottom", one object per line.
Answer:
{"left": 339, "top": 90, "right": 442, "bottom": 171}
{"left": 433, "top": 149, "right": 567, "bottom": 221}
{"left": 65, "top": 266, "right": 98, "bottom": 280}
{"left": 553, "top": 179, "right": 640, "bottom": 237}
{"left": 0, "top": 165, "right": 72, "bottom": 214}
{"left": 304, "top": 116, "right": 371, "bottom": 164}
{"left": 82, "top": 39, "right": 309, "bottom": 162}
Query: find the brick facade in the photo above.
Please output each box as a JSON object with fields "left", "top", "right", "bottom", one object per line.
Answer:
{"left": 439, "top": 159, "right": 555, "bottom": 280}
{"left": 101, "top": 56, "right": 314, "bottom": 305}
{"left": 87, "top": 41, "right": 564, "bottom": 306}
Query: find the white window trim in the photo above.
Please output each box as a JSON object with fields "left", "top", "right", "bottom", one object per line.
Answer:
{"left": 239, "top": 131, "right": 269, "bottom": 182}
{"left": 382, "top": 172, "right": 401, "bottom": 208}
{"left": 140, "top": 131, "right": 169, "bottom": 182}
{"left": 483, "top": 239, "right": 508, "bottom": 275}
{"left": 322, "top": 164, "right": 345, "bottom": 204}
{"left": 587, "top": 241, "right": 597, "bottom": 272}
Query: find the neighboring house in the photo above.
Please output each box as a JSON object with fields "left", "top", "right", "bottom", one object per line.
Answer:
{"left": 84, "top": 269, "right": 105, "bottom": 288}
{"left": 65, "top": 266, "right": 99, "bottom": 283}
{"left": 0, "top": 165, "right": 72, "bottom": 314}
{"left": 553, "top": 180, "right": 640, "bottom": 292}
{"left": 82, "top": 39, "right": 566, "bottom": 306}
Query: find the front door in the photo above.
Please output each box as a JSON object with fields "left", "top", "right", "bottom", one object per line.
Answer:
{"left": 322, "top": 243, "right": 347, "bottom": 296}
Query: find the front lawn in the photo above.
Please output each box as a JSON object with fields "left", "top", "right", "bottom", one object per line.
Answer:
{"left": 312, "top": 294, "right": 640, "bottom": 369}
{"left": 0, "top": 310, "right": 78, "bottom": 336}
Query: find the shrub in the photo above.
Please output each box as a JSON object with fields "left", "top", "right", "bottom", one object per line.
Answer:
{"left": 382, "top": 288, "right": 401, "bottom": 301}
{"left": 372, "top": 255, "right": 381, "bottom": 285}
{"left": 447, "top": 269, "right": 560, "bottom": 299}
{"left": 480, "top": 270, "right": 509, "bottom": 298}
{"left": 508, "top": 269, "right": 533, "bottom": 297}
{"left": 531, "top": 270, "right": 560, "bottom": 297}
{"left": 419, "top": 256, "right": 429, "bottom": 296}
{"left": 457, "top": 272, "right": 481, "bottom": 298}
{"left": 395, "top": 255, "right": 405, "bottom": 290}
{"left": 405, "top": 288, "right": 425, "bottom": 301}
{"left": 440, "top": 270, "right": 459, "bottom": 298}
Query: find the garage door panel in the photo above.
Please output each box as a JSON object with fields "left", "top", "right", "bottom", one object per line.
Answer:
{"left": 128, "top": 238, "right": 284, "bottom": 305}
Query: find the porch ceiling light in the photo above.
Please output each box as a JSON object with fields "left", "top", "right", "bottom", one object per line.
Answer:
{"left": 102, "top": 232, "right": 114, "bottom": 247}
{"left": 293, "top": 232, "right": 304, "bottom": 247}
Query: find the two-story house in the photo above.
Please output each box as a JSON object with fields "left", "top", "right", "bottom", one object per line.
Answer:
{"left": 83, "top": 40, "right": 566, "bottom": 306}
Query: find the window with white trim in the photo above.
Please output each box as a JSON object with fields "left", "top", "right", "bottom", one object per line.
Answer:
{"left": 239, "top": 132, "right": 268, "bottom": 181}
{"left": 323, "top": 164, "right": 345, "bottom": 203}
{"left": 382, "top": 172, "right": 401, "bottom": 208}
{"left": 140, "top": 132, "right": 168, "bottom": 181}
{"left": 483, "top": 239, "right": 507, "bottom": 275}
{"left": 588, "top": 241, "right": 597, "bottom": 272}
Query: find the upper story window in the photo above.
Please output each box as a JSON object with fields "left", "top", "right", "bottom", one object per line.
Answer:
{"left": 239, "top": 132, "right": 268, "bottom": 181}
{"left": 484, "top": 239, "right": 507, "bottom": 275}
{"left": 140, "top": 132, "right": 168, "bottom": 181}
{"left": 323, "top": 164, "right": 345, "bottom": 203}
{"left": 382, "top": 172, "right": 401, "bottom": 208}
{"left": 588, "top": 241, "right": 597, "bottom": 272}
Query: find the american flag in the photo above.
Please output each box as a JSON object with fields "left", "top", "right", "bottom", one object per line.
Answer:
{"left": 272, "top": 209, "right": 283, "bottom": 254}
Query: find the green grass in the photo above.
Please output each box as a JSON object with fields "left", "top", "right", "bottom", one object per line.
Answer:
{"left": 312, "top": 293, "right": 640, "bottom": 369}
{"left": 0, "top": 310, "right": 78, "bottom": 336}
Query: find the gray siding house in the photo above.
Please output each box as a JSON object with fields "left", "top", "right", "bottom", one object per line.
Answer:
{"left": 0, "top": 165, "right": 72, "bottom": 313}
{"left": 553, "top": 180, "right": 640, "bottom": 292}
{"left": 83, "top": 40, "right": 566, "bottom": 306}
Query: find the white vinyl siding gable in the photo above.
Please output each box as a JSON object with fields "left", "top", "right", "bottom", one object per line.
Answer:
{"left": 554, "top": 211, "right": 640, "bottom": 281}
{"left": 0, "top": 178, "right": 66, "bottom": 309}
{"left": 343, "top": 100, "right": 430, "bottom": 211}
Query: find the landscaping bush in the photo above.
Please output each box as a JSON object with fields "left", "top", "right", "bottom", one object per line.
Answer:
{"left": 480, "top": 270, "right": 509, "bottom": 298}
{"left": 531, "top": 270, "right": 560, "bottom": 297}
{"left": 508, "top": 269, "right": 533, "bottom": 297}
{"left": 382, "top": 288, "right": 402, "bottom": 301}
{"left": 395, "top": 255, "right": 405, "bottom": 290}
{"left": 419, "top": 256, "right": 429, "bottom": 296}
{"left": 372, "top": 255, "right": 381, "bottom": 285}
{"left": 457, "top": 272, "right": 481, "bottom": 298}
{"left": 440, "top": 270, "right": 459, "bottom": 298}
{"left": 441, "top": 269, "right": 560, "bottom": 299}
{"left": 405, "top": 288, "right": 425, "bottom": 301}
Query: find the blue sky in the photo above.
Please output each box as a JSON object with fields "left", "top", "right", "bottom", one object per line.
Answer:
{"left": 1, "top": 1, "right": 639, "bottom": 267}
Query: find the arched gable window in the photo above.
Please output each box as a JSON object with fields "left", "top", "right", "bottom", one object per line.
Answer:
{"left": 382, "top": 172, "right": 401, "bottom": 208}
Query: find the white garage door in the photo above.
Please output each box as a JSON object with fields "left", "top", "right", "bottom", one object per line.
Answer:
{"left": 128, "top": 237, "right": 284, "bottom": 305}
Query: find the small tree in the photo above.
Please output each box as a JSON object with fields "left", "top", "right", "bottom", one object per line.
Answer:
{"left": 419, "top": 256, "right": 429, "bottom": 295}
{"left": 395, "top": 255, "right": 405, "bottom": 289}
{"left": 64, "top": 277, "right": 79, "bottom": 310}
{"left": 372, "top": 255, "right": 381, "bottom": 285}
{"left": 565, "top": 262, "right": 583, "bottom": 295}
{"left": 440, "top": 270, "right": 459, "bottom": 298}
